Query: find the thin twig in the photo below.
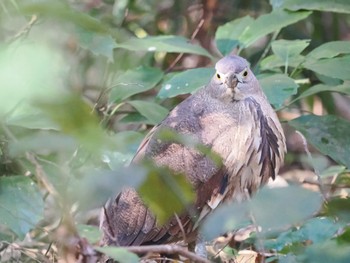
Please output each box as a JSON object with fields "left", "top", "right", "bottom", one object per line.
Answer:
{"left": 296, "top": 131, "right": 328, "bottom": 202}
{"left": 244, "top": 189, "right": 265, "bottom": 263}
{"left": 125, "top": 244, "right": 210, "bottom": 263}
{"left": 174, "top": 213, "right": 188, "bottom": 243}
{"left": 25, "top": 152, "right": 58, "bottom": 198}
{"left": 252, "top": 30, "right": 280, "bottom": 71}
{"left": 8, "top": 14, "right": 38, "bottom": 43}
{"left": 166, "top": 19, "right": 205, "bottom": 73}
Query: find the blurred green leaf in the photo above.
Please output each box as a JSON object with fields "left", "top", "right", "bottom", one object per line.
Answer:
{"left": 0, "top": 42, "right": 65, "bottom": 117}
{"left": 304, "top": 240, "right": 350, "bottom": 263}
{"left": 202, "top": 202, "right": 250, "bottom": 240}
{"left": 139, "top": 165, "right": 195, "bottom": 224}
{"left": 283, "top": 0, "right": 350, "bottom": 14}
{"left": 70, "top": 166, "right": 147, "bottom": 211}
{"left": 271, "top": 39, "right": 310, "bottom": 63}
{"left": 326, "top": 198, "right": 350, "bottom": 222}
{"left": 102, "top": 151, "right": 134, "bottom": 170}
{"left": 307, "top": 41, "right": 350, "bottom": 59}
{"left": 258, "top": 74, "right": 299, "bottom": 108}
{"left": 215, "top": 16, "right": 254, "bottom": 55}
{"left": 304, "top": 55, "right": 350, "bottom": 80}
{"left": 76, "top": 224, "right": 102, "bottom": 244}
{"left": 9, "top": 133, "right": 77, "bottom": 157}
{"left": 337, "top": 226, "right": 350, "bottom": 244}
{"left": 239, "top": 10, "right": 311, "bottom": 48}
{"left": 204, "top": 186, "right": 321, "bottom": 240}
{"left": 38, "top": 95, "right": 106, "bottom": 151}
{"left": 110, "top": 131, "right": 144, "bottom": 154}
{"left": 320, "top": 165, "right": 347, "bottom": 178}
{"left": 289, "top": 115, "right": 350, "bottom": 169}
{"left": 112, "top": 0, "right": 129, "bottom": 25}
{"left": 116, "top": 35, "right": 213, "bottom": 58}
{"left": 120, "top": 113, "right": 150, "bottom": 125}
{"left": 95, "top": 246, "right": 139, "bottom": 263}
{"left": 260, "top": 54, "right": 305, "bottom": 71}
{"left": 5, "top": 105, "right": 58, "bottom": 130}
{"left": 293, "top": 83, "right": 350, "bottom": 102}
{"left": 299, "top": 217, "right": 341, "bottom": 244}
{"left": 251, "top": 186, "right": 322, "bottom": 232}
{"left": 269, "top": 0, "right": 285, "bottom": 9}
{"left": 110, "top": 66, "right": 164, "bottom": 103}
{"left": 76, "top": 28, "right": 117, "bottom": 62}
{"left": 158, "top": 68, "right": 215, "bottom": 99}
{"left": 127, "top": 100, "right": 168, "bottom": 125}
{"left": 264, "top": 217, "right": 338, "bottom": 253}
{"left": 214, "top": 10, "right": 310, "bottom": 51}
{"left": 0, "top": 176, "right": 44, "bottom": 239}
{"left": 21, "top": 2, "right": 110, "bottom": 34}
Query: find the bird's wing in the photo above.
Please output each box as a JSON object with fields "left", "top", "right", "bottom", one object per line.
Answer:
{"left": 131, "top": 123, "right": 160, "bottom": 163}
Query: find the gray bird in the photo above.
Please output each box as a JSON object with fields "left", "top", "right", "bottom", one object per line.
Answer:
{"left": 100, "top": 55, "right": 286, "bottom": 247}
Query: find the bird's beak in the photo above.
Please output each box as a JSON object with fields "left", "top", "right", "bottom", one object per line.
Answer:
{"left": 225, "top": 74, "right": 240, "bottom": 90}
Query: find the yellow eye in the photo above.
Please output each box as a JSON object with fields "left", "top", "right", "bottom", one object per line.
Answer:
{"left": 243, "top": 70, "right": 248, "bottom": 77}
{"left": 216, "top": 73, "right": 221, "bottom": 79}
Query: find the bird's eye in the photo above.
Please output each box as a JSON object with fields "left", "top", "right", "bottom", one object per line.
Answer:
{"left": 243, "top": 70, "right": 248, "bottom": 77}
{"left": 216, "top": 73, "right": 221, "bottom": 79}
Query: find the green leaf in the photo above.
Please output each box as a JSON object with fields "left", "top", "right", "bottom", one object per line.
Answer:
{"left": 5, "top": 105, "right": 58, "bottom": 130}
{"left": 239, "top": 10, "right": 311, "bottom": 48}
{"left": 304, "top": 55, "right": 350, "bottom": 80}
{"left": 76, "top": 28, "right": 117, "bottom": 62}
{"left": 110, "top": 131, "right": 144, "bottom": 154}
{"left": 102, "top": 151, "right": 134, "bottom": 170}
{"left": 260, "top": 54, "right": 305, "bottom": 71}
{"left": 320, "top": 165, "right": 347, "bottom": 178}
{"left": 139, "top": 165, "right": 195, "bottom": 224}
{"left": 299, "top": 217, "right": 341, "bottom": 244}
{"left": 307, "top": 41, "right": 350, "bottom": 59}
{"left": 215, "top": 16, "right": 254, "bottom": 55}
{"left": 337, "top": 226, "right": 350, "bottom": 244}
{"left": 258, "top": 74, "right": 299, "bottom": 109}
{"left": 127, "top": 100, "right": 169, "bottom": 125}
{"left": 304, "top": 240, "right": 350, "bottom": 263}
{"left": 110, "top": 67, "right": 164, "bottom": 103}
{"left": 120, "top": 112, "right": 151, "bottom": 125}
{"left": 21, "top": 2, "right": 110, "bottom": 34}
{"left": 289, "top": 115, "right": 350, "bottom": 169}
{"left": 203, "top": 185, "right": 322, "bottom": 239}
{"left": 95, "top": 246, "right": 139, "bottom": 263}
{"left": 9, "top": 133, "right": 77, "bottom": 157}
{"left": 0, "top": 176, "right": 44, "bottom": 239}
{"left": 293, "top": 83, "right": 350, "bottom": 102}
{"left": 76, "top": 224, "right": 102, "bottom": 244}
{"left": 271, "top": 39, "right": 310, "bottom": 62}
{"left": 251, "top": 186, "right": 322, "bottom": 232}
{"left": 269, "top": 0, "right": 285, "bottom": 9}
{"left": 158, "top": 68, "right": 215, "bottom": 99}
{"left": 38, "top": 95, "right": 106, "bottom": 152}
{"left": 268, "top": 217, "right": 341, "bottom": 251}
{"left": 202, "top": 202, "right": 250, "bottom": 240}
{"left": 69, "top": 166, "right": 147, "bottom": 211}
{"left": 214, "top": 10, "right": 310, "bottom": 51}
{"left": 326, "top": 198, "right": 350, "bottom": 222}
{"left": 116, "top": 35, "right": 213, "bottom": 58}
{"left": 0, "top": 42, "right": 66, "bottom": 117}
{"left": 282, "top": 0, "right": 350, "bottom": 14}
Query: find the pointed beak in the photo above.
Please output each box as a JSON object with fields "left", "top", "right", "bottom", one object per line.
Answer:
{"left": 224, "top": 74, "right": 240, "bottom": 90}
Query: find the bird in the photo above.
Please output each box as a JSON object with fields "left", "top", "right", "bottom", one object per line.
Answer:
{"left": 100, "top": 55, "right": 286, "bottom": 248}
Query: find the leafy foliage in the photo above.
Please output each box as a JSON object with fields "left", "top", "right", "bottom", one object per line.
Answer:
{"left": 0, "top": 0, "right": 350, "bottom": 262}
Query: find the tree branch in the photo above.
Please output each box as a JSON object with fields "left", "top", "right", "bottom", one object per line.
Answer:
{"left": 125, "top": 244, "right": 210, "bottom": 263}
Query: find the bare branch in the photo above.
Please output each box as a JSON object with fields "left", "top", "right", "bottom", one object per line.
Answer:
{"left": 125, "top": 244, "right": 210, "bottom": 263}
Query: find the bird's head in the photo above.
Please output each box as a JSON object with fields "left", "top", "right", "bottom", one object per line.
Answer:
{"left": 209, "top": 55, "right": 262, "bottom": 101}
